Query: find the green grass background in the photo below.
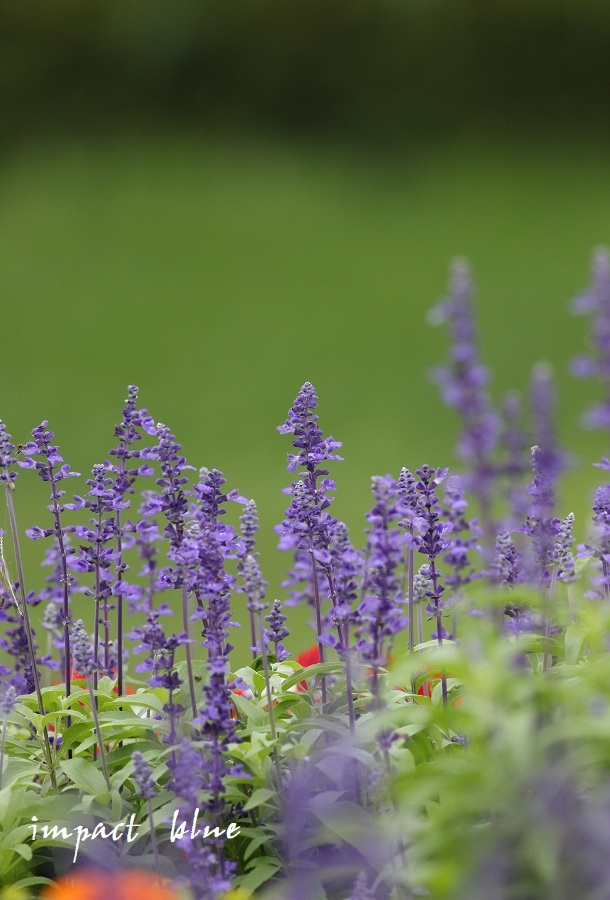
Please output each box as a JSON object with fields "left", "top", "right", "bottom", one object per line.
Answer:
{"left": 1, "top": 130, "right": 609, "bottom": 663}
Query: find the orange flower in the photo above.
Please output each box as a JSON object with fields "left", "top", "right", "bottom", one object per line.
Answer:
{"left": 41, "top": 869, "right": 179, "bottom": 900}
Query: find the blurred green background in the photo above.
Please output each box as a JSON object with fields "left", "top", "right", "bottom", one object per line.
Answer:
{"left": 1, "top": 1, "right": 610, "bottom": 662}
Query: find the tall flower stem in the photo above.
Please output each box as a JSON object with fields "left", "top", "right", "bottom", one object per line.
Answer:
{"left": 181, "top": 581, "right": 197, "bottom": 718}
{"left": 85, "top": 676, "right": 111, "bottom": 793}
{"left": 257, "top": 612, "right": 282, "bottom": 786}
{"left": 407, "top": 547, "right": 417, "bottom": 694}
{"left": 542, "top": 567, "right": 558, "bottom": 673}
{"left": 309, "top": 549, "right": 327, "bottom": 706}
{"left": 146, "top": 798, "right": 163, "bottom": 881}
{"left": 3, "top": 484, "right": 57, "bottom": 791}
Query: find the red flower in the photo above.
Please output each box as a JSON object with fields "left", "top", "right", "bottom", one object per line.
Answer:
{"left": 296, "top": 644, "right": 320, "bottom": 691}
{"left": 416, "top": 671, "right": 464, "bottom": 706}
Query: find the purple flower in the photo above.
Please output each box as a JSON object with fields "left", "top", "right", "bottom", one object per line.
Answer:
{"left": 243, "top": 554, "right": 267, "bottom": 648}
{"left": 349, "top": 872, "right": 374, "bottom": 900}
{"left": 167, "top": 741, "right": 229, "bottom": 898}
{"left": 239, "top": 499, "right": 259, "bottom": 558}
{"left": 570, "top": 247, "right": 610, "bottom": 430}
{"left": 491, "top": 530, "right": 524, "bottom": 586}
{"left": 265, "top": 599, "right": 290, "bottom": 661}
{"left": 277, "top": 383, "right": 343, "bottom": 680}
{"left": 498, "top": 391, "right": 531, "bottom": 527}
{"left": 553, "top": 512, "right": 576, "bottom": 581}
{"left": 415, "top": 465, "right": 452, "bottom": 646}
{"left": 129, "top": 608, "right": 186, "bottom": 746}
{"left": 356, "top": 476, "right": 407, "bottom": 685}
{"left": 583, "top": 486, "right": 610, "bottom": 601}
{"left": 19, "top": 422, "right": 79, "bottom": 693}
{"left": 0, "top": 421, "right": 17, "bottom": 491}
{"left": 441, "top": 474, "right": 481, "bottom": 593}
{"left": 132, "top": 750, "right": 157, "bottom": 800}
{"left": 530, "top": 361, "right": 567, "bottom": 485}
{"left": 520, "top": 445, "right": 561, "bottom": 584}
{"left": 149, "top": 422, "right": 193, "bottom": 551}
{"left": 428, "top": 261, "right": 499, "bottom": 534}
{"left": 71, "top": 619, "right": 97, "bottom": 678}
{"left": 277, "top": 381, "right": 343, "bottom": 475}
{"left": 0, "top": 685, "right": 17, "bottom": 717}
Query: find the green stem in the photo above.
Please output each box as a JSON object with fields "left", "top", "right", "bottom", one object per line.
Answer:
{"left": 146, "top": 798, "right": 163, "bottom": 880}
{"left": 0, "top": 711, "right": 8, "bottom": 790}
{"left": 86, "top": 679, "right": 111, "bottom": 793}
{"left": 257, "top": 612, "right": 282, "bottom": 786}
{"left": 309, "top": 548, "right": 327, "bottom": 705}
{"left": 181, "top": 580, "right": 197, "bottom": 718}
{"left": 3, "top": 483, "right": 58, "bottom": 792}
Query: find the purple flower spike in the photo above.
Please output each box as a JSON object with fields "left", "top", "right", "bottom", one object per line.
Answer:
{"left": 499, "top": 391, "right": 531, "bottom": 527}
{"left": 415, "top": 466, "right": 452, "bottom": 668}
{"left": 428, "top": 261, "right": 499, "bottom": 538}
{"left": 530, "top": 361, "right": 566, "bottom": 484}
{"left": 277, "top": 381, "right": 343, "bottom": 475}
{"left": 349, "top": 872, "right": 374, "bottom": 900}
{"left": 20, "top": 423, "right": 79, "bottom": 702}
{"left": 356, "top": 476, "right": 407, "bottom": 700}
{"left": 132, "top": 750, "right": 157, "bottom": 800}
{"left": 277, "top": 383, "right": 343, "bottom": 700}
{"left": 265, "top": 599, "right": 290, "bottom": 661}
{"left": 442, "top": 474, "right": 481, "bottom": 594}
{"left": 492, "top": 530, "right": 524, "bottom": 586}
{"left": 570, "top": 248, "right": 610, "bottom": 430}
{"left": 553, "top": 512, "right": 576, "bottom": 582}
{"left": 520, "top": 445, "right": 561, "bottom": 585}
{"left": 71, "top": 619, "right": 96, "bottom": 678}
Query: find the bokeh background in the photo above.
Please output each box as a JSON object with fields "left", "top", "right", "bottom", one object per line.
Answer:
{"left": 1, "top": 1, "right": 610, "bottom": 661}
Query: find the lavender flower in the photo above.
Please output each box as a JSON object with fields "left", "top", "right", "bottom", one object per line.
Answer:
{"left": 416, "top": 465, "right": 452, "bottom": 702}
{"left": 132, "top": 750, "right": 156, "bottom": 800}
{"left": 570, "top": 247, "right": 610, "bottom": 430}
{"left": 130, "top": 607, "right": 186, "bottom": 747}
{"left": 553, "top": 512, "right": 576, "bottom": 582}
{"left": 265, "top": 599, "right": 290, "bottom": 661}
{"left": 168, "top": 741, "right": 228, "bottom": 898}
{"left": 442, "top": 475, "right": 480, "bottom": 593}
{"left": 71, "top": 619, "right": 96, "bottom": 678}
{"left": 277, "top": 384, "right": 343, "bottom": 657}
{"left": 520, "top": 445, "right": 561, "bottom": 585}
{"left": 530, "top": 361, "right": 566, "bottom": 485}
{"left": 0, "top": 685, "right": 18, "bottom": 790}
{"left": 243, "top": 554, "right": 268, "bottom": 655}
{"left": 132, "top": 748, "right": 162, "bottom": 877}
{"left": 19, "top": 422, "right": 79, "bottom": 702}
{"left": 499, "top": 391, "right": 531, "bottom": 526}
{"left": 349, "top": 871, "right": 374, "bottom": 900}
{"left": 71, "top": 462, "right": 130, "bottom": 681}
{"left": 0, "top": 685, "right": 17, "bottom": 717}
{"left": 584, "top": 485, "right": 610, "bottom": 602}
{"left": 357, "top": 476, "right": 407, "bottom": 704}
{"left": 429, "top": 261, "right": 499, "bottom": 542}
{"left": 492, "top": 530, "right": 524, "bottom": 586}
{"left": 239, "top": 499, "right": 259, "bottom": 558}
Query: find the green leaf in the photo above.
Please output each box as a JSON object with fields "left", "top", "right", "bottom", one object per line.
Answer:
{"left": 243, "top": 788, "right": 276, "bottom": 812}
{"left": 236, "top": 858, "right": 282, "bottom": 893}
{"left": 564, "top": 623, "right": 588, "bottom": 665}
{"left": 281, "top": 662, "right": 343, "bottom": 691}
{"left": 231, "top": 692, "right": 269, "bottom": 727}
{"left": 59, "top": 758, "right": 108, "bottom": 797}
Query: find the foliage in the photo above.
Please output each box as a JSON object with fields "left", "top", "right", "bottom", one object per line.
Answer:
{"left": 1, "top": 250, "right": 610, "bottom": 897}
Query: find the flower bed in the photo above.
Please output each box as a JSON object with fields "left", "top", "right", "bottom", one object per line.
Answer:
{"left": 0, "top": 251, "right": 609, "bottom": 898}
